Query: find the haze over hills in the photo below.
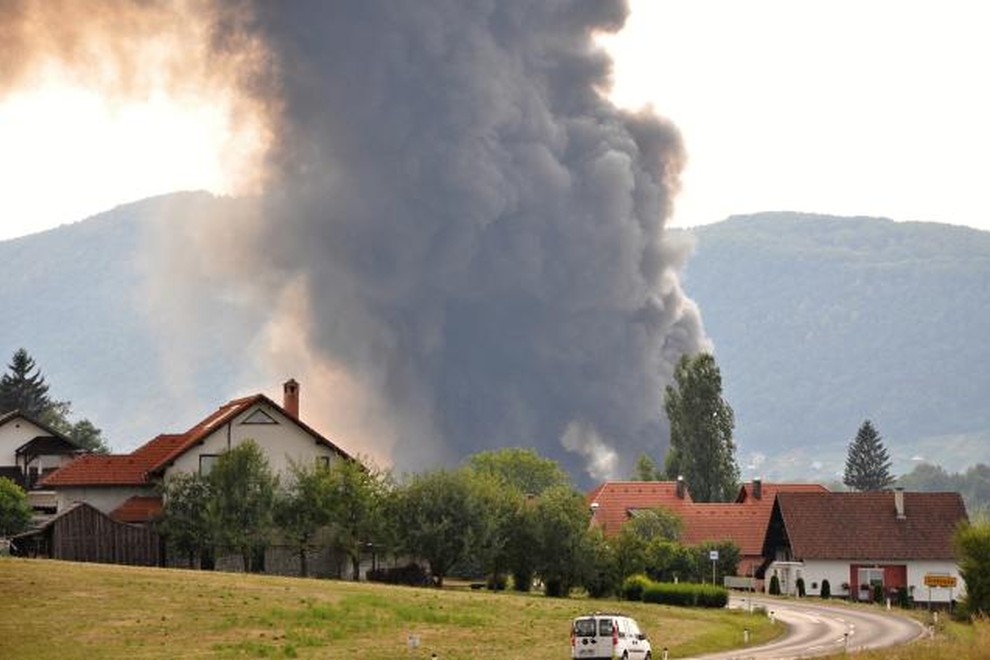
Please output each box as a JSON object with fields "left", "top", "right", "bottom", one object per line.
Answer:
{"left": 684, "top": 212, "right": 990, "bottom": 480}
{"left": 2, "top": 197, "right": 989, "bottom": 482}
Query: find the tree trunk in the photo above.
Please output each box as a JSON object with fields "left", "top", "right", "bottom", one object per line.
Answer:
{"left": 351, "top": 554, "right": 360, "bottom": 581}
{"left": 299, "top": 548, "right": 308, "bottom": 578}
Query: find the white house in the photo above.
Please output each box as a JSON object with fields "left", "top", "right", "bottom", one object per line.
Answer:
{"left": 0, "top": 410, "right": 82, "bottom": 500}
{"left": 763, "top": 490, "right": 968, "bottom": 605}
{"left": 40, "top": 379, "right": 354, "bottom": 523}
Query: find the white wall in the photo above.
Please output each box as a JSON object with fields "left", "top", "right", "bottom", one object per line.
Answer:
{"left": 766, "top": 559, "right": 965, "bottom": 603}
{"left": 0, "top": 416, "right": 48, "bottom": 464}
{"left": 56, "top": 486, "right": 153, "bottom": 515}
{"left": 163, "top": 401, "right": 345, "bottom": 481}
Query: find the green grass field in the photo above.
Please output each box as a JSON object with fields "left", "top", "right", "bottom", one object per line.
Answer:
{"left": 0, "top": 557, "right": 777, "bottom": 659}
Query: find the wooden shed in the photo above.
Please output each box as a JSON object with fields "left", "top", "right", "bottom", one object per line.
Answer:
{"left": 13, "top": 502, "right": 162, "bottom": 567}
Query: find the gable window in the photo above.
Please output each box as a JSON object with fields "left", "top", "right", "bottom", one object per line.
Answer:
{"left": 200, "top": 454, "right": 220, "bottom": 476}
{"left": 242, "top": 409, "right": 278, "bottom": 425}
{"left": 318, "top": 455, "right": 332, "bottom": 469}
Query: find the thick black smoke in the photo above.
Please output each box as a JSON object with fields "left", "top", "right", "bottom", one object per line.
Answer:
{"left": 212, "top": 0, "right": 709, "bottom": 480}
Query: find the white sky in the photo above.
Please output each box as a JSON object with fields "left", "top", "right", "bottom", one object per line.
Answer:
{"left": 1, "top": 0, "right": 988, "bottom": 241}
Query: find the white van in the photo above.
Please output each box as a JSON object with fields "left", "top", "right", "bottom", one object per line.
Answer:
{"left": 571, "top": 613, "right": 652, "bottom": 659}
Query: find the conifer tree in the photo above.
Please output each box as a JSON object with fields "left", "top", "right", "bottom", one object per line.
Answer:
{"left": 843, "top": 420, "right": 894, "bottom": 491}
{"left": 0, "top": 348, "right": 52, "bottom": 417}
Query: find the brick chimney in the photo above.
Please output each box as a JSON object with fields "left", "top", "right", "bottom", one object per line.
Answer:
{"left": 752, "top": 477, "right": 763, "bottom": 500}
{"left": 283, "top": 379, "right": 300, "bottom": 419}
{"left": 675, "top": 475, "right": 686, "bottom": 499}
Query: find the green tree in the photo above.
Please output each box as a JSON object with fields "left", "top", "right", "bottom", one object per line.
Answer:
{"left": 207, "top": 440, "right": 278, "bottom": 572}
{"left": 582, "top": 527, "right": 619, "bottom": 598}
{"left": 463, "top": 469, "right": 521, "bottom": 589}
{"left": 621, "top": 507, "right": 683, "bottom": 543}
{"left": 955, "top": 520, "right": 990, "bottom": 618}
{"left": 505, "top": 498, "right": 539, "bottom": 592}
{"left": 466, "top": 447, "right": 570, "bottom": 496}
{"left": 392, "top": 469, "right": 475, "bottom": 587}
{"left": 663, "top": 352, "right": 739, "bottom": 502}
{"left": 843, "top": 420, "right": 894, "bottom": 491}
{"left": 530, "top": 485, "right": 591, "bottom": 597}
{"left": 274, "top": 460, "right": 335, "bottom": 578}
{"left": 0, "top": 476, "right": 32, "bottom": 537}
{"left": 325, "top": 457, "right": 388, "bottom": 581}
{"left": 0, "top": 348, "right": 52, "bottom": 417}
{"left": 631, "top": 453, "right": 664, "bottom": 481}
{"left": 157, "top": 472, "right": 213, "bottom": 568}
{"left": 0, "top": 349, "right": 108, "bottom": 453}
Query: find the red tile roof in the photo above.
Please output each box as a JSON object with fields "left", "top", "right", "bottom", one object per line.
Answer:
{"left": 775, "top": 491, "right": 968, "bottom": 561}
{"left": 39, "top": 434, "right": 186, "bottom": 487}
{"left": 110, "top": 495, "right": 163, "bottom": 523}
{"left": 39, "top": 393, "right": 352, "bottom": 487}
{"left": 588, "top": 481, "right": 695, "bottom": 537}
{"left": 587, "top": 480, "right": 833, "bottom": 573}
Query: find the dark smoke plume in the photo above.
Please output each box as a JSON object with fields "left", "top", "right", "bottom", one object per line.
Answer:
{"left": 224, "top": 0, "right": 709, "bottom": 479}
{"left": 5, "top": 0, "right": 710, "bottom": 481}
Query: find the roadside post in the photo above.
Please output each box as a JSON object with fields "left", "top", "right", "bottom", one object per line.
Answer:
{"left": 709, "top": 549, "right": 719, "bottom": 585}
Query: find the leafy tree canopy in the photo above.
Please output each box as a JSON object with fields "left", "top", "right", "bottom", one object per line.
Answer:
{"left": 208, "top": 440, "right": 278, "bottom": 572}
{"left": 466, "top": 447, "right": 570, "bottom": 496}
{"left": 619, "top": 507, "right": 683, "bottom": 543}
{"left": 630, "top": 453, "right": 664, "bottom": 481}
{"left": 663, "top": 352, "right": 739, "bottom": 502}
{"left": 955, "top": 520, "right": 990, "bottom": 618}
{"left": 0, "top": 476, "right": 32, "bottom": 537}
{"left": 843, "top": 420, "right": 894, "bottom": 491}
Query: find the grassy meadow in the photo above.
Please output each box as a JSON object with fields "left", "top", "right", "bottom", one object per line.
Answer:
{"left": 0, "top": 557, "right": 777, "bottom": 659}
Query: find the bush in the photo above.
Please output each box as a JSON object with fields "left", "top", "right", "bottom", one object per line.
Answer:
{"left": 820, "top": 579, "right": 831, "bottom": 599}
{"left": 641, "top": 581, "right": 727, "bottom": 608}
{"left": 511, "top": 568, "right": 533, "bottom": 592}
{"left": 873, "top": 584, "right": 885, "bottom": 604}
{"left": 621, "top": 574, "right": 652, "bottom": 601}
{"left": 366, "top": 563, "right": 429, "bottom": 586}
{"left": 796, "top": 577, "right": 806, "bottom": 597}
{"left": 769, "top": 575, "right": 781, "bottom": 595}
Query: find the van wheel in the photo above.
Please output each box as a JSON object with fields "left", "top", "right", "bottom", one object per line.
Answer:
{"left": 621, "top": 653, "right": 629, "bottom": 660}
{"left": 644, "top": 653, "right": 651, "bottom": 660}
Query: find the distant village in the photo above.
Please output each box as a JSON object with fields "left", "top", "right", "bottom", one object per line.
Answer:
{"left": 1, "top": 375, "right": 968, "bottom": 607}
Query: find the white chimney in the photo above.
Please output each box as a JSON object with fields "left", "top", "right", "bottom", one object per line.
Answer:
{"left": 676, "top": 475, "right": 686, "bottom": 499}
{"left": 894, "top": 488, "right": 906, "bottom": 520}
{"left": 752, "top": 477, "right": 763, "bottom": 500}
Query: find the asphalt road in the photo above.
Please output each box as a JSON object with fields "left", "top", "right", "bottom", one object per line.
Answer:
{"left": 684, "top": 595, "right": 927, "bottom": 660}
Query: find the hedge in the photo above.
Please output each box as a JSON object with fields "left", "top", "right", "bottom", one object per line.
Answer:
{"left": 627, "top": 577, "right": 728, "bottom": 608}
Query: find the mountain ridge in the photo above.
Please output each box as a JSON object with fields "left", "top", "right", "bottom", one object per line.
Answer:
{"left": 3, "top": 199, "right": 988, "bottom": 481}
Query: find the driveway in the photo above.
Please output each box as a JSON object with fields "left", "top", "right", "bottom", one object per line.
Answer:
{"left": 684, "top": 595, "right": 927, "bottom": 659}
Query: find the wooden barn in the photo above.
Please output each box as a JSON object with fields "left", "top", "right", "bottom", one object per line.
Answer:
{"left": 12, "top": 502, "right": 162, "bottom": 567}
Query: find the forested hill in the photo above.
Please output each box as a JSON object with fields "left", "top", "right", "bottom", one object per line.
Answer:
{"left": 684, "top": 212, "right": 990, "bottom": 479}
{"left": 2, "top": 200, "right": 989, "bottom": 482}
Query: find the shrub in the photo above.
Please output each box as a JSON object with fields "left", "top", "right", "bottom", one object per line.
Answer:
{"left": 621, "top": 574, "right": 652, "bottom": 601}
{"left": 769, "top": 575, "right": 781, "bottom": 595}
{"left": 641, "top": 582, "right": 727, "bottom": 608}
{"left": 796, "top": 577, "right": 806, "bottom": 597}
{"left": 366, "top": 563, "right": 429, "bottom": 586}
{"left": 872, "top": 584, "right": 885, "bottom": 604}
{"left": 820, "top": 579, "right": 831, "bottom": 599}
{"left": 511, "top": 568, "right": 533, "bottom": 592}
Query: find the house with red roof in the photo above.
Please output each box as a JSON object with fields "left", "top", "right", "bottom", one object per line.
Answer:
{"left": 40, "top": 379, "right": 353, "bottom": 525}
{"left": 587, "top": 478, "right": 830, "bottom": 580}
{"left": 763, "top": 490, "right": 968, "bottom": 605}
